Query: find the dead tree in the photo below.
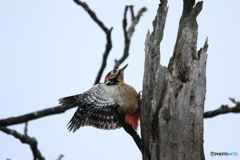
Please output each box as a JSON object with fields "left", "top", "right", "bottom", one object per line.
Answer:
{"left": 141, "top": 0, "right": 207, "bottom": 159}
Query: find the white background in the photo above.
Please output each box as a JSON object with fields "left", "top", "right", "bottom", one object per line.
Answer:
{"left": 0, "top": 0, "right": 239, "bottom": 159}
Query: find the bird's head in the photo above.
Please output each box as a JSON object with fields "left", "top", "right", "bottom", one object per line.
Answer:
{"left": 104, "top": 64, "right": 128, "bottom": 84}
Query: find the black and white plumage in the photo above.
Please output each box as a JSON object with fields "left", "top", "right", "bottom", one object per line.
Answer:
{"left": 59, "top": 84, "right": 122, "bottom": 132}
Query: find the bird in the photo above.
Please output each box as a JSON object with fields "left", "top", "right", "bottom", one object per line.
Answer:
{"left": 58, "top": 64, "right": 142, "bottom": 152}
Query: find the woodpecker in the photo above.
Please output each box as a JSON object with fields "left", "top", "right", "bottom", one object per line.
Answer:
{"left": 58, "top": 64, "right": 142, "bottom": 152}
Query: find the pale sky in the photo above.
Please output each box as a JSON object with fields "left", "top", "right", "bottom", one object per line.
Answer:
{"left": 0, "top": 0, "right": 240, "bottom": 160}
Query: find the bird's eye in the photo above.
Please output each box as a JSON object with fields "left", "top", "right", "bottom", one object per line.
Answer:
{"left": 113, "top": 69, "right": 117, "bottom": 73}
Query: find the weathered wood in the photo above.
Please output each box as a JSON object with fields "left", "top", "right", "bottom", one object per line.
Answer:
{"left": 141, "top": 0, "right": 208, "bottom": 159}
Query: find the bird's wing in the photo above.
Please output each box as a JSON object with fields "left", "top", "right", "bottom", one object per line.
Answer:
{"left": 58, "top": 84, "right": 121, "bottom": 132}
{"left": 67, "top": 107, "right": 122, "bottom": 132}
{"left": 58, "top": 83, "right": 117, "bottom": 109}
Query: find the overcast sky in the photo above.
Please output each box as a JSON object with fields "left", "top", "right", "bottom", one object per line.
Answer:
{"left": 0, "top": 0, "right": 239, "bottom": 160}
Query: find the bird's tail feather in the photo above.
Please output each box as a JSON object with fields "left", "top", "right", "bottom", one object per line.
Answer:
{"left": 58, "top": 95, "right": 78, "bottom": 107}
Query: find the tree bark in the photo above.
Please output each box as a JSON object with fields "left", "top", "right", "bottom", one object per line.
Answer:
{"left": 141, "top": 0, "right": 208, "bottom": 159}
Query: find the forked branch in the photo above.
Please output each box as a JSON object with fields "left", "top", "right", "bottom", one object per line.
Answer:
{"left": 114, "top": 6, "right": 147, "bottom": 69}
{"left": 204, "top": 98, "right": 240, "bottom": 118}
{"left": 0, "top": 126, "right": 45, "bottom": 160}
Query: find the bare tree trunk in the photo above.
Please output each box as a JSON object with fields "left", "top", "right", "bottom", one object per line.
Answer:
{"left": 141, "top": 0, "right": 208, "bottom": 159}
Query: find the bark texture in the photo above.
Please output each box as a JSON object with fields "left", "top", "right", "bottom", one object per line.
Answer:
{"left": 141, "top": 0, "right": 208, "bottom": 159}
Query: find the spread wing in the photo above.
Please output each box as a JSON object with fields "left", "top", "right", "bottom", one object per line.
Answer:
{"left": 66, "top": 107, "right": 121, "bottom": 132}
{"left": 59, "top": 84, "right": 121, "bottom": 132}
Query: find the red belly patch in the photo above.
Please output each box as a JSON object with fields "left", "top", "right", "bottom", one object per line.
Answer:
{"left": 122, "top": 105, "right": 140, "bottom": 130}
{"left": 125, "top": 114, "right": 139, "bottom": 130}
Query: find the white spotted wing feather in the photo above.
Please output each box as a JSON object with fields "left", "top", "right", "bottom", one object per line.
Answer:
{"left": 59, "top": 83, "right": 121, "bottom": 132}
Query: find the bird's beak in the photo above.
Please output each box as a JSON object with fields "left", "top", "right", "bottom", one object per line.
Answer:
{"left": 120, "top": 64, "right": 128, "bottom": 72}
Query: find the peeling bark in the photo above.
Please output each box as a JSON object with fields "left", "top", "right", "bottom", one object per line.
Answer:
{"left": 141, "top": 0, "right": 208, "bottom": 159}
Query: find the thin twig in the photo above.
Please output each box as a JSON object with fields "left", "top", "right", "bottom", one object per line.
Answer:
{"left": 123, "top": 6, "right": 128, "bottom": 43}
{"left": 94, "top": 27, "right": 113, "bottom": 85}
{"left": 229, "top": 97, "right": 239, "bottom": 105}
{"left": 24, "top": 122, "right": 28, "bottom": 136}
{"left": 0, "top": 127, "right": 45, "bottom": 160}
{"left": 129, "top": 5, "right": 135, "bottom": 20}
{"left": 114, "top": 6, "right": 147, "bottom": 69}
{"left": 204, "top": 98, "right": 240, "bottom": 118}
{"left": 56, "top": 154, "right": 64, "bottom": 160}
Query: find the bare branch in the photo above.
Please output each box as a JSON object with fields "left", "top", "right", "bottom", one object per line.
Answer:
{"left": 114, "top": 6, "right": 147, "bottom": 69}
{"left": 135, "top": 7, "right": 148, "bottom": 19}
{"left": 94, "top": 27, "right": 113, "bottom": 85}
{"left": 73, "top": 0, "right": 109, "bottom": 34}
{"left": 122, "top": 6, "right": 128, "bottom": 41}
{"left": 204, "top": 98, "right": 240, "bottom": 118}
{"left": 129, "top": 5, "right": 135, "bottom": 20}
{"left": 73, "top": 0, "right": 113, "bottom": 85}
{"left": 0, "top": 105, "right": 74, "bottom": 127}
{"left": 128, "top": 7, "right": 147, "bottom": 40}
{"left": 119, "top": 5, "right": 129, "bottom": 70}
{"left": 0, "top": 127, "right": 45, "bottom": 160}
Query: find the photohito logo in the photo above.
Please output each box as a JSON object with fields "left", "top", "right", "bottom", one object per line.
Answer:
{"left": 210, "top": 151, "right": 238, "bottom": 156}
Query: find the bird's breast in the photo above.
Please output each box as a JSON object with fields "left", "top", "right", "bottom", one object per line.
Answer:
{"left": 99, "top": 82, "right": 138, "bottom": 111}
{"left": 116, "top": 83, "right": 139, "bottom": 112}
